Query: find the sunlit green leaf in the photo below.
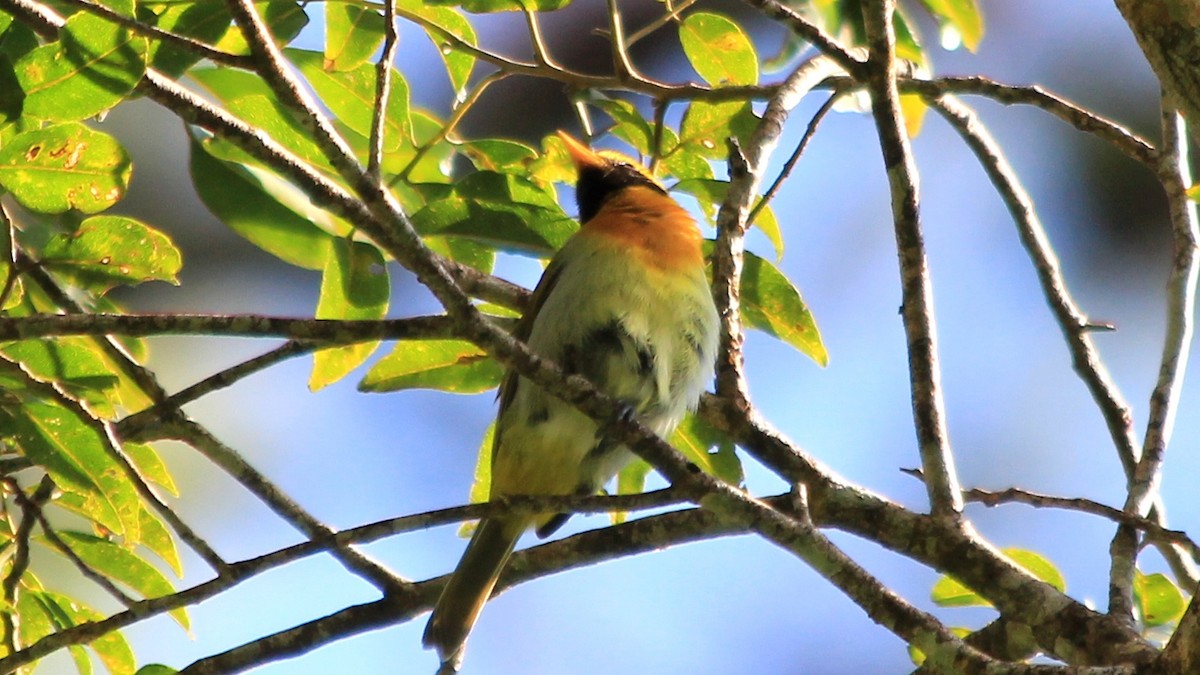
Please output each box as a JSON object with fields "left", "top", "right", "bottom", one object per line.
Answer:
{"left": 458, "top": 419, "right": 496, "bottom": 537}
{"left": 214, "top": 0, "right": 307, "bottom": 54}
{"left": 310, "top": 239, "right": 390, "bottom": 391}
{"left": 190, "top": 136, "right": 334, "bottom": 270}
{"left": 1004, "top": 548, "right": 1065, "bottom": 592}
{"left": 142, "top": 0, "right": 232, "bottom": 77}
{"left": 679, "top": 12, "right": 758, "bottom": 86}
{"left": 136, "top": 666, "right": 179, "bottom": 675}
{"left": 41, "top": 215, "right": 182, "bottom": 293}
{"left": 673, "top": 178, "right": 784, "bottom": 260}
{"left": 671, "top": 413, "right": 743, "bottom": 485}
{"left": 612, "top": 458, "right": 652, "bottom": 525}
{"left": 1134, "top": 570, "right": 1187, "bottom": 627}
{"left": 0, "top": 123, "right": 131, "bottom": 214}
{"left": 591, "top": 97, "right": 654, "bottom": 155}
{"left": 398, "top": 0, "right": 475, "bottom": 94}
{"left": 359, "top": 339, "right": 502, "bottom": 393}
{"left": 740, "top": 250, "right": 826, "bottom": 366}
{"left": 4, "top": 394, "right": 140, "bottom": 540}
{"left": 289, "top": 48, "right": 411, "bottom": 152}
{"left": 458, "top": 139, "right": 537, "bottom": 173}
{"left": 325, "top": 3, "right": 384, "bottom": 71}
{"left": 930, "top": 573, "right": 986, "bottom": 608}
{"left": 14, "top": 12, "right": 146, "bottom": 122}
{"left": 38, "top": 590, "right": 136, "bottom": 674}
{"left": 1, "top": 336, "right": 121, "bottom": 417}
{"left": 678, "top": 100, "right": 758, "bottom": 159}
{"left": 54, "top": 531, "right": 188, "bottom": 630}
{"left": 124, "top": 442, "right": 179, "bottom": 497}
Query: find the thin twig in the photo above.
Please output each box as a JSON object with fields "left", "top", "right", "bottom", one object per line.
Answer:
{"left": 1111, "top": 101, "right": 1200, "bottom": 620}
{"left": 118, "top": 341, "right": 315, "bottom": 439}
{"left": 746, "top": 89, "right": 840, "bottom": 226}
{"left": 1, "top": 478, "right": 52, "bottom": 655}
{"left": 393, "top": 71, "right": 509, "bottom": 184}
{"left": 962, "top": 485, "right": 1199, "bottom": 560}
{"left": 861, "top": 0, "right": 961, "bottom": 519}
{"left": 55, "top": 0, "right": 252, "bottom": 68}
{"left": 368, "top": 0, "right": 400, "bottom": 181}
{"left": 625, "top": 0, "right": 698, "bottom": 47}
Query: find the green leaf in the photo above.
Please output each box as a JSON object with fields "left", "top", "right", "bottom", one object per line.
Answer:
{"left": 359, "top": 339, "right": 502, "bottom": 393}
{"left": 0, "top": 123, "right": 131, "bottom": 214}
{"left": 427, "top": 0, "right": 568, "bottom": 14}
{"left": 1, "top": 337, "right": 121, "bottom": 417}
{"left": 397, "top": 0, "right": 475, "bottom": 95}
{"left": 908, "top": 626, "right": 971, "bottom": 666}
{"left": 189, "top": 136, "right": 334, "bottom": 270}
{"left": 678, "top": 100, "right": 758, "bottom": 159}
{"left": 670, "top": 413, "right": 743, "bottom": 485}
{"left": 410, "top": 173, "right": 575, "bottom": 256}
{"left": 930, "top": 573, "right": 986, "bottom": 608}
{"left": 1134, "top": 570, "right": 1187, "bottom": 627}
{"left": 138, "top": 502, "right": 183, "bottom": 577}
{"left": 457, "top": 419, "right": 495, "bottom": 537}
{"left": 673, "top": 179, "right": 784, "bottom": 260}
{"left": 612, "top": 458, "right": 651, "bottom": 524}
{"left": 136, "top": 667, "right": 179, "bottom": 675}
{"left": 0, "top": 52, "right": 23, "bottom": 122}
{"left": 222, "top": 94, "right": 332, "bottom": 171}
{"left": 325, "top": 3, "right": 385, "bottom": 71}
{"left": 5, "top": 396, "right": 140, "bottom": 540}
{"left": 142, "top": 0, "right": 232, "bottom": 77}
{"left": 740, "top": 250, "right": 826, "bottom": 366}
{"left": 124, "top": 442, "right": 179, "bottom": 497}
{"left": 1004, "top": 548, "right": 1065, "bottom": 592}
{"left": 679, "top": 12, "right": 758, "bottom": 86}
{"left": 214, "top": 0, "right": 307, "bottom": 54}
{"left": 38, "top": 590, "right": 136, "bottom": 674}
{"left": 591, "top": 97, "right": 654, "bottom": 155}
{"left": 54, "top": 532, "right": 188, "bottom": 629}
{"left": 289, "top": 49, "right": 411, "bottom": 153}
{"left": 310, "top": 240, "right": 389, "bottom": 391}
{"left": 919, "top": 0, "right": 983, "bottom": 51}
{"left": 41, "top": 215, "right": 182, "bottom": 293}
{"left": 458, "top": 139, "right": 538, "bottom": 173}
{"left": 15, "top": 589, "right": 56, "bottom": 650}
{"left": 14, "top": 12, "right": 146, "bottom": 123}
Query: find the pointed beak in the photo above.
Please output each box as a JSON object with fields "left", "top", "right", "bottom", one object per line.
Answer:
{"left": 556, "top": 131, "right": 607, "bottom": 171}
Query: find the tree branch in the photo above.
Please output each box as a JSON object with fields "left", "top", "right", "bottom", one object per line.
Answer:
{"left": 861, "top": 0, "right": 962, "bottom": 519}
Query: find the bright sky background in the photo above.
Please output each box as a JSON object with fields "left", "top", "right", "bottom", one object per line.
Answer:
{"left": 39, "top": 1, "right": 1200, "bottom": 673}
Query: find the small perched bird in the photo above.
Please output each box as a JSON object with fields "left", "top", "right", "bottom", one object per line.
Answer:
{"left": 422, "top": 132, "right": 719, "bottom": 671}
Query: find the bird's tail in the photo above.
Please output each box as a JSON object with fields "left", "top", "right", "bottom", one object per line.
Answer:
{"left": 423, "top": 517, "right": 524, "bottom": 669}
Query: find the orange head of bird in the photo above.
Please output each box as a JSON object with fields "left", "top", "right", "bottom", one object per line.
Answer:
{"left": 556, "top": 131, "right": 666, "bottom": 223}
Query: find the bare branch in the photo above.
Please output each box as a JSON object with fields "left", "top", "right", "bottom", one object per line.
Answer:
{"left": 368, "top": 0, "right": 400, "bottom": 180}
{"left": 861, "top": 0, "right": 961, "bottom": 518}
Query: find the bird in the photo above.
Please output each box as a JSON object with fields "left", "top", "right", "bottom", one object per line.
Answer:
{"left": 422, "top": 131, "right": 719, "bottom": 672}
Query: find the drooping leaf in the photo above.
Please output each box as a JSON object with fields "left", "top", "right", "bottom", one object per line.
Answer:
{"left": 41, "top": 215, "right": 182, "bottom": 293}
{"left": 740, "top": 250, "right": 826, "bottom": 366}
{"left": 591, "top": 97, "right": 654, "bottom": 155}
{"left": 310, "top": 239, "right": 390, "bottom": 391}
{"left": 325, "top": 3, "right": 385, "bottom": 71}
{"left": 14, "top": 12, "right": 146, "bottom": 122}
{"left": 0, "top": 123, "right": 131, "bottom": 214}
{"left": 673, "top": 178, "right": 784, "bottom": 260}
{"left": 189, "top": 136, "right": 334, "bottom": 270}
{"left": 359, "top": 339, "right": 502, "bottom": 393}
{"left": 612, "top": 458, "right": 652, "bottom": 525}
{"left": 458, "top": 419, "right": 496, "bottom": 537}
{"left": 679, "top": 12, "right": 758, "bottom": 86}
